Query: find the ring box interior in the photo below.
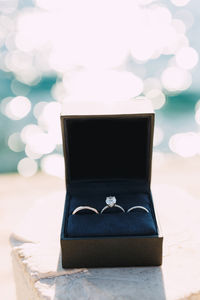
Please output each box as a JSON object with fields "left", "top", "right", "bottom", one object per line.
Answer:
{"left": 60, "top": 100, "right": 163, "bottom": 268}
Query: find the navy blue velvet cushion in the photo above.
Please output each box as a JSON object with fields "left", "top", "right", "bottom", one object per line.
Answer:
{"left": 65, "top": 188, "right": 158, "bottom": 237}
{"left": 68, "top": 211, "right": 156, "bottom": 237}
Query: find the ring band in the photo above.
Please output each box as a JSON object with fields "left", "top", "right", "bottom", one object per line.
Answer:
{"left": 101, "top": 196, "right": 125, "bottom": 214}
{"left": 101, "top": 204, "right": 125, "bottom": 214}
{"left": 127, "top": 206, "right": 149, "bottom": 213}
{"left": 72, "top": 206, "right": 99, "bottom": 215}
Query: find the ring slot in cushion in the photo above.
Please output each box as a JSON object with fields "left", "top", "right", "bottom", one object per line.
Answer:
{"left": 66, "top": 191, "right": 157, "bottom": 237}
{"left": 69, "top": 193, "right": 150, "bottom": 215}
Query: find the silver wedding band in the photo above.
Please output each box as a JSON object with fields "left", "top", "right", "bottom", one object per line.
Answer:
{"left": 72, "top": 206, "right": 99, "bottom": 215}
{"left": 127, "top": 206, "right": 149, "bottom": 213}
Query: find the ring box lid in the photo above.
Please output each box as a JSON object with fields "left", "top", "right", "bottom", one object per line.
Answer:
{"left": 61, "top": 99, "right": 154, "bottom": 187}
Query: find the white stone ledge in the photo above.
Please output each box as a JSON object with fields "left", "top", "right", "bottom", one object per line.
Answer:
{"left": 10, "top": 186, "right": 200, "bottom": 300}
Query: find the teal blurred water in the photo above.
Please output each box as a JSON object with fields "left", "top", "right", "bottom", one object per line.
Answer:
{"left": 0, "top": 72, "right": 57, "bottom": 173}
{"left": 0, "top": 68, "right": 199, "bottom": 173}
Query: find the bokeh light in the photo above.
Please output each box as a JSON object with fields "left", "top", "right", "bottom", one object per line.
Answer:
{"left": 143, "top": 78, "right": 161, "bottom": 95}
{"left": 8, "top": 132, "right": 25, "bottom": 152}
{"left": 62, "top": 71, "right": 143, "bottom": 102}
{"left": 154, "top": 127, "right": 164, "bottom": 147}
{"left": 161, "top": 67, "right": 192, "bottom": 92}
{"left": 169, "top": 132, "right": 199, "bottom": 157}
{"left": 3, "top": 96, "right": 31, "bottom": 120}
{"left": 25, "top": 132, "right": 56, "bottom": 155}
{"left": 21, "top": 124, "right": 56, "bottom": 155}
{"left": 195, "top": 107, "right": 200, "bottom": 125}
{"left": 171, "top": 19, "right": 186, "bottom": 35}
{"left": 51, "top": 81, "right": 68, "bottom": 103}
{"left": 21, "top": 124, "right": 43, "bottom": 144}
{"left": 25, "top": 144, "right": 42, "bottom": 160}
{"left": 17, "top": 158, "right": 38, "bottom": 177}
{"left": 41, "top": 154, "right": 65, "bottom": 178}
{"left": 33, "top": 101, "right": 48, "bottom": 119}
{"left": 195, "top": 100, "right": 200, "bottom": 112}
{"left": 1, "top": 97, "right": 12, "bottom": 115}
{"left": 146, "top": 89, "right": 166, "bottom": 110}
{"left": 175, "top": 47, "right": 199, "bottom": 70}
{"left": 11, "top": 80, "right": 30, "bottom": 96}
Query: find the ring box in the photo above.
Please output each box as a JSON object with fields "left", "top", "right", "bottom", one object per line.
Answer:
{"left": 60, "top": 99, "right": 163, "bottom": 268}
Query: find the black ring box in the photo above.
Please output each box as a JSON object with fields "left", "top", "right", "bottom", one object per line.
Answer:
{"left": 60, "top": 99, "right": 163, "bottom": 268}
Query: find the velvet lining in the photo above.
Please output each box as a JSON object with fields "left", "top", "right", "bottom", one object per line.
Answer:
{"left": 64, "top": 181, "right": 158, "bottom": 238}
{"left": 65, "top": 117, "right": 151, "bottom": 182}
{"left": 67, "top": 212, "right": 156, "bottom": 237}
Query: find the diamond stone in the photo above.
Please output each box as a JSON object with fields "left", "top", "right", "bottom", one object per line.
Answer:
{"left": 106, "top": 196, "right": 116, "bottom": 207}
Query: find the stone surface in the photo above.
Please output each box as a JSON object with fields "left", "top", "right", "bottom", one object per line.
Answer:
{"left": 10, "top": 184, "right": 200, "bottom": 300}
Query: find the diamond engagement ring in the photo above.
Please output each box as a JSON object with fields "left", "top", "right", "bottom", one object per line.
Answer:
{"left": 127, "top": 206, "right": 149, "bottom": 213}
{"left": 101, "top": 196, "right": 125, "bottom": 214}
{"left": 72, "top": 206, "right": 99, "bottom": 215}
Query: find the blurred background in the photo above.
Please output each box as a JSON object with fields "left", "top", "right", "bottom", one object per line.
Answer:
{"left": 0, "top": 0, "right": 200, "bottom": 299}
{"left": 0, "top": 0, "right": 200, "bottom": 177}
